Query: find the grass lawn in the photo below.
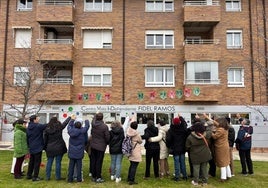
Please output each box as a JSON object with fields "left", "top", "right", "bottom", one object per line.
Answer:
{"left": 0, "top": 150, "right": 268, "bottom": 188}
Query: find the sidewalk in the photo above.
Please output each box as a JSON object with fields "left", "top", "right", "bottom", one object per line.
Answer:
{"left": 233, "top": 151, "right": 268, "bottom": 162}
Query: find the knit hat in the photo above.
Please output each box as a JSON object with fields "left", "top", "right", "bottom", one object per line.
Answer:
{"left": 173, "top": 117, "right": 181, "bottom": 125}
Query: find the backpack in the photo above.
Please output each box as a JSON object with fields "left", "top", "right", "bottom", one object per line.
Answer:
{"left": 122, "top": 135, "right": 136, "bottom": 157}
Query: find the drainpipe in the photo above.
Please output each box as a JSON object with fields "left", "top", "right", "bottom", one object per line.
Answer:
{"left": 248, "top": 0, "right": 255, "bottom": 102}
{"left": 122, "top": 0, "right": 126, "bottom": 103}
{"left": 262, "top": 0, "right": 268, "bottom": 102}
{"left": 2, "top": 0, "right": 10, "bottom": 101}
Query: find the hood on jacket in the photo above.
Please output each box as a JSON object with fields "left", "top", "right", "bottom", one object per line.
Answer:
{"left": 111, "top": 126, "right": 124, "bottom": 135}
{"left": 127, "top": 127, "right": 138, "bottom": 137}
{"left": 191, "top": 131, "right": 206, "bottom": 140}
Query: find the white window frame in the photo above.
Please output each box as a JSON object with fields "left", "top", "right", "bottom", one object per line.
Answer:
{"left": 227, "top": 67, "right": 244, "bottom": 87}
{"left": 226, "top": 0, "right": 241, "bottom": 12}
{"left": 17, "top": 0, "right": 33, "bottom": 11}
{"left": 84, "top": 0, "right": 112, "bottom": 12}
{"left": 145, "top": 0, "right": 174, "bottom": 12}
{"left": 14, "top": 67, "right": 29, "bottom": 86}
{"left": 82, "top": 67, "right": 112, "bottom": 86}
{"left": 14, "top": 28, "right": 32, "bottom": 48}
{"left": 184, "top": 62, "right": 220, "bottom": 84}
{"left": 145, "top": 67, "right": 175, "bottom": 87}
{"left": 226, "top": 30, "right": 243, "bottom": 49}
{"left": 145, "top": 30, "right": 174, "bottom": 49}
{"left": 83, "top": 28, "right": 113, "bottom": 49}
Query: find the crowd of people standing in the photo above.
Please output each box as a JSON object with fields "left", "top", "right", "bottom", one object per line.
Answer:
{"left": 11, "top": 112, "right": 254, "bottom": 186}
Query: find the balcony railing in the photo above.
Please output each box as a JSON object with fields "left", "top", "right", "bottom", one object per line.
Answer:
{"left": 183, "top": 39, "right": 220, "bottom": 45}
{"left": 36, "top": 39, "right": 73, "bottom": 44}
{"left": 36, "top": 78, "right": 73, "bottom": 84}
{"left": 38, "top": 0, "right": 74, "bottom": 5}
{"left": 184, "top": 1, "right": 220, "bottom": 6}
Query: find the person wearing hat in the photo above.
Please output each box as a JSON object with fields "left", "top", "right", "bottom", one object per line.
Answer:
{"left": 26, "top": 115, "right": 47, "bottom": 181}
{"left": 186, "top": 121, "right": 212, "bottom": 186}
{"left": 13, "top": 119, "right": 28, "bottom": 179}
{"left": 166, "top": 115, "right": 188, "bottom": 181}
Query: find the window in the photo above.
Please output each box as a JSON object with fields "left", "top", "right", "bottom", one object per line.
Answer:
{"left": 82, "top": 67, "right": 112, "bottom": 86}
{"left": 184, "top": 62, "right": 219, "bottom": 84}
{"left": 226, "top": 30, "right": 242, "bottom": 49}
{"left": 14, "top": 67, "right": 29, "bottom": 86}
{"left": 226, "top": 0, "right": 241, "bottom": 12}
{"left": 145, "top": 0, "right": 174, "bottom": 12}
{"left": 146, "top": 30, "right": 174, "bottom": 49}
{"left": 17, "top": 0, "right": 32, "bottom": 11}
{"left": 84, "top": 0, "right": 112, "bottom": 12}
{"left": 227, "top": 68, "right": 244, "bottom": 87}
{"left": 145, "top": 67, "right": 174, "bottom": 87}
{"left": 14, "top": 28, "right": 32, "bottom": 48}
{"left": 83, "top": 29, "right": 112, "bottom": 49}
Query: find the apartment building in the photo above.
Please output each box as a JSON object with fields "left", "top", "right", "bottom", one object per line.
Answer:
{"left": 0, "top": 0, "right": 268, "bottom": 148}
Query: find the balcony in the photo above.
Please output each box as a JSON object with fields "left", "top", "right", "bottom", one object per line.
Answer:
{"left": 36, "top": 0, "right": 74, "bottom": 24}
{"left": 36, "top": 39, "right": 73, "bottom": 61}
{"left": 183, "top": 1, "right": 221, "bottom": 25}
{"left": 36, "top": 78, "right": 73, "bottom": 101}
{"left": 182, "top": 84, "right": 222, "bottom": 102}
{"left": 183, "top": 39, "right": 221, "bottom": 61}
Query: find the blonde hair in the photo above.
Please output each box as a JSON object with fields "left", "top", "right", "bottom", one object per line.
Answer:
{"left": 111, "top": 120, "right": 122, "bottom": 128}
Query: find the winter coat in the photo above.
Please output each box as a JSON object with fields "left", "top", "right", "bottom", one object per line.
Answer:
{"left": 27, "top": 121, "right": 47, "bottom": 154}
{"left": 68, "top": 119, "right": 90, "bottom": 159}
{"left": 185, "top": 131, "right": 212, "bottom": 164}
{"left": 166, "top": 122, "right": 188, "bottom": 155}
{"left": 127, "top": 126, "right": 142, "bottom": 162}
{"left": 212, "top": 127, "right": 230, "bottom": 167}
{"left": 142, "top": 125, "right": 160, "bottom": 151}
{"left": 14, "top": 124, "right": 28, "bottom": 158}
{"left": 150, "top": 124, "right": 169, "bottom": 159}
{"left": 228, "top": 125, "right": 236, "bottom": 147}
{"left": 109, "top": 126, "right": 125, "bottom": 154}
{"left": 236, "top": 125, "right": 253, "bottom": 150}
{"left": 44, "top": 117, "right": 71, "bottom": 157}
{"left": 90, "top": 116, "right": 110, "bottom": 152}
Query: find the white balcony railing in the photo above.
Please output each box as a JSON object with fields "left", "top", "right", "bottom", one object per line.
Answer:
{"left": 38, "top": 0, "right": 73, "bottom": 5}
{"left": 36, "top": 39, "right": 73, "bottom": 45}
{"left": 183, "top": 39, "right": 220, "bottom": 45}
{"left": 184, "top": 1, "right": 220, "bottom": 6}
{"left": 36, "top": 78, "right": 73, "bottom": 84}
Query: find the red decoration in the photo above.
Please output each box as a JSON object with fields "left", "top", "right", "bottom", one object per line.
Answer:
{"left": 184, "top": 88, "right": 192, "bottom": 97}
{"left": 78, "top": 93, "right": 82, "bottom": 100}
{"left": 105, "top": 93, "right": 111, "bottom": 101}
{"left": 150, "top": 91, "right": 156, "bottom": 100}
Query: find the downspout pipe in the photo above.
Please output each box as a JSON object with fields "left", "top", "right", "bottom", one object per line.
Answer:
{"left": 249, "top": 0, "right": 255, "bottom": 102}
{"left": 262, "top": 0, "right": 268, "bottom": 102}
{"left": 2, "top": 0, "right": 10, "bottom": 101}
{"left": 122, "top": 0, "right": 125, "bottom": 103}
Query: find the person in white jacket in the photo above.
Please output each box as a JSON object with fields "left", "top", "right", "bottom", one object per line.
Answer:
{"left": 149, "top": 120, "right": 170, "bottom": 178}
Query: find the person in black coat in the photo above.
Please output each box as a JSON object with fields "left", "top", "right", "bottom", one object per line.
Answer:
{"left": 109, "top": 120, "right": 125, "bottom": 183}
{"left": 166, "top": 116, "right": 188, "bottom": 181}
{"left": 141, "top": 120, "right": 160, "bottom": 179}
{"left": 44, "top": 115, "right": 71, "bottom": 180}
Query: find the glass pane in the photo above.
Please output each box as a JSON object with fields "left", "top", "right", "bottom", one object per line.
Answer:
{"left": 235, "top": 70, "right": 241, "bottom": 81}
{"left": 234, "top": 33, "right": 241, "bottom": 46}
{"left": 147, "top": 35, "right": 154, "bottom": 45}
{"left": 146, "top": 1, "right": 154, "bottom": 11}
{"left": 156, "top": 35, "right": 163, "bottom": 45}
{"left": 155, "top": 69, "right": 163, "bottom": 82}
{"left": 155, "top": 1, "right": 163, "bottom": 10}
{"left": 146, "top": 69, "right": 154, "bottom": 82}
{"left": 165, "top": 2, "right": 173, "bottom": 11}
{"left": 228, "top": 70, "right": 234, "bottom": 82}
{"left": 165, "top": 69, "right": 173, "bottom": 82}
{"left": 165, "top": 35, "right": 173, "bottom": 46}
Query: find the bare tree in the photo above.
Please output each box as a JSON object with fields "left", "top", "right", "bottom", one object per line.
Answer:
{"left": 1, "top": 47, "right": 51, "bottom": 119}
